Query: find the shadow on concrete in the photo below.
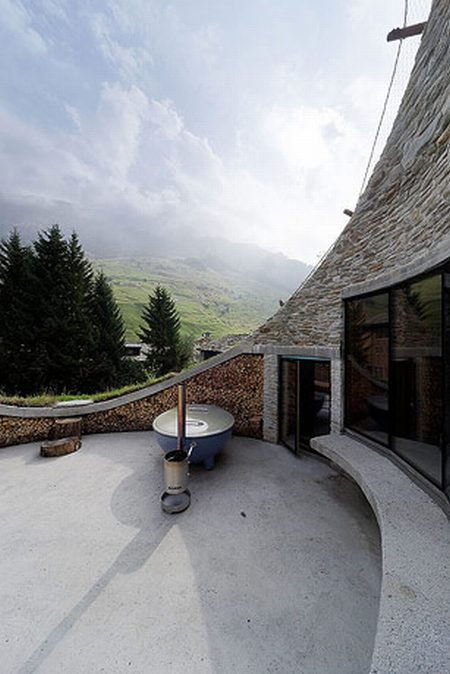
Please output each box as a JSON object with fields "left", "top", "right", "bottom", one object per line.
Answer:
{"left": 17, "top": 433, "right": 172, "bottom": 673}
{"left": 13, "top": 433, "right": 381, "bottom": 674}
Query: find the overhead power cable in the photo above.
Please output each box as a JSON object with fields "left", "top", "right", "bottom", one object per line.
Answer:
{"left": 359, "top": 0, "right": 409, "bottom": 197}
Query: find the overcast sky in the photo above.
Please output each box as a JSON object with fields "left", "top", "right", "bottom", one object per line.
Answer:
{"left": 0, "top": 0, "right": 430, "bottom": 263}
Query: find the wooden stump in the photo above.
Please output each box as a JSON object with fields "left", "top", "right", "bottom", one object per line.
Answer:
{"left": 40, "top": 437, "right": 81, "bottom": 457}
{"left": 50, "top": 417, "right": 82, "bottom": 441}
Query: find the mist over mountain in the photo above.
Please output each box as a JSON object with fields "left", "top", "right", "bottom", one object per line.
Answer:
{"left": 187, "top": 238, "right": 311, "bottom": 294}
{"left": 0, "top": 216, "right": 311, "bottom": 295}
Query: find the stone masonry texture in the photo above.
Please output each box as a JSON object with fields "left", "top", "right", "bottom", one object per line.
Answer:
{"left": 253, "top": 0, "right": 450, "bottom": 350}
{"left": 0, "top": 355, "right": 264, "bottom": 447}
{"left": 263, "top": 354, "right": 279, "bottom": 443}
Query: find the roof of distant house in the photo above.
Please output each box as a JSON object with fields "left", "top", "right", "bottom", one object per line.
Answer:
{"left": 195, "top": 333, "right": 249, "bottom": 353}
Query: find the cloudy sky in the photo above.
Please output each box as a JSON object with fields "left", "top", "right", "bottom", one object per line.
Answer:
{"left": 0, "top": 0, "right": 430, "bottom": 263}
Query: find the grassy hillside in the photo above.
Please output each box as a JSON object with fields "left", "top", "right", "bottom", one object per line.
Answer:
{"left": 92, "top": 257, "right": 289, "bottom": 341}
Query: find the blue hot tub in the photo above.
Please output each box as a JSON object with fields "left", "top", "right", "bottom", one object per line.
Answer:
{"left": 153, "top": 404, "right": 234, "bottom": 470}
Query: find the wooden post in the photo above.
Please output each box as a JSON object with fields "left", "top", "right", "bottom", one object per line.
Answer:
{"left": 387, "top": 22, "right": 426, "bottom": 42}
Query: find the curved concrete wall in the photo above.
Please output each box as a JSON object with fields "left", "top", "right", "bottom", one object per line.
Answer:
{"left": 311, "top": 433, "right": 450, "bottom": 674}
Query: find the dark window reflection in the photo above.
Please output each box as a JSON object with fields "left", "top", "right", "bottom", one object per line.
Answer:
{"left": 280, "top": 359, "right": 331, "bottom": 453}
{"left": 391, "top": 275, "right": 442, "bottom": 486}
{"left": 444, "top": 272, "right": 450, "bottom": 498}
{"left": 345, "top": 294, "right": 389, "bottom": 444}
{"left": 298, "top": 360, "right": 330, "bottom": 445}
{"left": 313, "top": 361, "right": 331, "bottom": 439}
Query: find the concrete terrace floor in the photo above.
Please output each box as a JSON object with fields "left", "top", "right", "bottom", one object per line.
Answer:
{"left": 0, "top": 433, "right": 381, "bottom": 674}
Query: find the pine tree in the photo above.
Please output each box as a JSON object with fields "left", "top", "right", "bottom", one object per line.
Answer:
{"left": 0, "top": 230, "right": 36, "bottom": 394}
{"left": 88, "top": 271, "right": 126, "bottom": 391}
{"left": 31, "top": 224, "right": 81, "bottom": 392}
{"left": 176, "top": 334, "right": 194, "bottom": 370}
{"left": 0, "top": 226, "right": 132, "bottom": 395}
{"left": 139, "top": 285, "right": 181, "bottom": 376}
{"left": 65, "top": 232, "right": 96, "bottom": 389}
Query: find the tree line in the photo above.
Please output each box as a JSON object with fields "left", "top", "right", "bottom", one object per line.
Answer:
{"left": 0, "top": 225, "right": 191, "bottom": 396}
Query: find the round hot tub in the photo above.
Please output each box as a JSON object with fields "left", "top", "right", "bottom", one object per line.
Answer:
{"left": 153, "top": 404, "right": 234, "bottom": 470}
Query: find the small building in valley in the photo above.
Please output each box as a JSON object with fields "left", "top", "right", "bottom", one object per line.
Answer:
{"left": 194, "top": 333, "right": 249, "bottom": 362}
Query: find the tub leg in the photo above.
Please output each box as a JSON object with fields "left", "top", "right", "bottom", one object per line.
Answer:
{"left": 203, "top": 455, "right": 215, "bottom": 470}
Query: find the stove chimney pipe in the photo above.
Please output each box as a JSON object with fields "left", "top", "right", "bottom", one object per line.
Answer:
{"left": 177, "top": 383, "right": 186, "bottom": 452}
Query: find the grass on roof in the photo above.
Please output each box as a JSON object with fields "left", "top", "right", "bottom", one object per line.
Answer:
{"left": 0, "top": 373, "right": 176, "bottom": 407}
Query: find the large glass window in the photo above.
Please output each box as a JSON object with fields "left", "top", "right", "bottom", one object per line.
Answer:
{"left": 391, "top": 275, "right": 442, "bottom": 484}
{"left": 444, "top": 272, "right": 450, "bottom": 499}
{"left": 345, "top": 293, "right": 389, "bottom": 445}
{"left": 345, "top": 271, "right": 447, "bottom": 492}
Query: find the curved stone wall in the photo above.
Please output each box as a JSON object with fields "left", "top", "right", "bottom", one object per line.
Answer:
{"left": 255, "top": 0, "right": 450, "bottom": 348}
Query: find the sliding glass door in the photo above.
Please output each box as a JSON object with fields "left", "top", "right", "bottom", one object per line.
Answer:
{"left": 280, "top": 357, "right": 331, "bottom": 453}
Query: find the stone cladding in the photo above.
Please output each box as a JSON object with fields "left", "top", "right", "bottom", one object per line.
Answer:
{"left": 0, "top": 354, "right": 263, "bottom": 448}
{"left": 254, "top": 0, "right": 450, "bottom": 349}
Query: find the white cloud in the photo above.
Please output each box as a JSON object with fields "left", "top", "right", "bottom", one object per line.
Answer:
{"left": 0, "top": 0, "right": 431, "bottom": 263}
{"left": 91, "top": 11, "right": 152, "bottom": 81}
{"left": 0, "top": 0, "right": 47, "bottom": 52}
{"left": 262, "top": 105, "right": 349, "bottom": 171}
{"left": 83, "top": 83, "right": 149, "bottom": 182}
{"left": 40, "top": 0, "right": 68, "bottom": 21}
{"left": 148, "top": 99, "right": 184, "bottom": 140}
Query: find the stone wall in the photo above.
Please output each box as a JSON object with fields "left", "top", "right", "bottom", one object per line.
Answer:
{"left": 263, "top": 354, "right": 279, "bottom": 443}
{"left": 0, "top": 354, "right": 264, "bottom": 448}
{"left": 254, "top": 0, "right": 450, "bottom": 349}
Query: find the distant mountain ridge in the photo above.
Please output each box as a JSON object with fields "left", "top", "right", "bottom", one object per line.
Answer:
{"left": 187, "top": 237, "right": 311, "bottom": 293}
{"left": 85, "top": 234, "right": 311, "bottom": 296}
{"left": 0, "top": 221, "right": 311, "bottom": 338}
{"left": 92, "top": 251, "right": 311, "bottom": 341}
{"left": 0, "top": 220, "right": 310, "bottom": 293}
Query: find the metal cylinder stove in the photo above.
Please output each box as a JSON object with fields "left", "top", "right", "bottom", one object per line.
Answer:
{"left": 161, "top": 383, "right": 191, "bottom": 514}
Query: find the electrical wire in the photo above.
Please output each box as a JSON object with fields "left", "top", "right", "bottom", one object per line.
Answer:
{"left": 291, "top": 0, "right": 425, "bottom": 297}
{"left": 358, "top": 0, "right": 409, "bottom": 197}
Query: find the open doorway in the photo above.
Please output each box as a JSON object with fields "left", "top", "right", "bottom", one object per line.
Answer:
{"left": 279, "top": 357, "right": 331, "bottom": 454}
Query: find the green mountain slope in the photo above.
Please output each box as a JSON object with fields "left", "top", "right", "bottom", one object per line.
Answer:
{"left": 91, "top": 257, "right": 297, "bottom": 341}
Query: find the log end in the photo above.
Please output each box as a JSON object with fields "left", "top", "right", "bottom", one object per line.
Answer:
{"left": 40, "top": 437, "right": 81, "bottom": 457}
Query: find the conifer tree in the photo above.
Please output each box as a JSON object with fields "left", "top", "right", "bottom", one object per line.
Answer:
{"left": 0, "top": 225, "right": 135, "bottom": 395}
{"left": 139, "top": 285, "right": 181, "bottom": 376}
{"left": 0, "top": 230, "right": 35, "bottom": 394}
{"left": 31, "top": 225, "right": 69, "bottom": 390}
{"left": 65, "top": 232, "right": 96, "bottom": 389}
{"left": 31, "top": 224, "right": 86, "bottom": 392}
{"left": 88, "top": 271, "right": 126, "bottom": 390}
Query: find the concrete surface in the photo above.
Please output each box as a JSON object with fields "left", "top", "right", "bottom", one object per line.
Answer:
{"left": 0, "top": 433, "right": 380, "bottom": 674}
{"left": 311, "top": 433, "right": 450, "bottom": 674}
